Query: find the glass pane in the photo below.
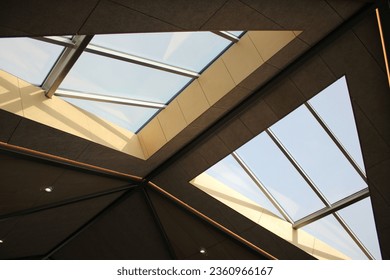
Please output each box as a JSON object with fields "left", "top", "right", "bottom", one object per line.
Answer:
{"left": 61, "top": 97, "right": 158, "bottom": 132}
{"left": 309, "top": 76, "right": 365, "bottom": 172}
{"left": 338, "top": 198, "right": 382, "bottom": 259}
{"left": 303, "top": 214, "right": 368, "bottom": 259}
{"left": 271, "top": 106, "right": 367, "bottom": 203}
{"left": 60, "top": 52, "right": 191, "bottom": 103}
{"left": 91, "top": 32, "right": 231, "bottom": 72}
{"left": 236, "top": 132, "right": 326, "bottom": 221}
{"left": 206, "top": 155, "right": 284, "bottom": 219}
{"left": 0, "top": 37, "right": 64, "bottom": 85}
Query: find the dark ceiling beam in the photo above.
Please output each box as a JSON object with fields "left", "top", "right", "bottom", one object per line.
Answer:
{"left": 143, "top": 188, "right": 178, "bottom": 260}
{"left": 376, "top": 0, "right": 390, "bottom": 86}
{"left": 147, "top": 182, "right": 277, "bottom": 260}
{"left": 143, "top": 2, "right": 377, "bottom": 183}
{"left": 42, "top": 186, "right": 141, "bottom": 260}
{"left": 0, "top": 141, "right": 142, "bottom": 183}
{"left": 0, "top": 183, "right": 137, "bottom": 222}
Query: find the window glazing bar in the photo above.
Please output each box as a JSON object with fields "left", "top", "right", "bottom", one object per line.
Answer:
{"left": 266, "top": 129, "right": 331, "bottom": 206}
{"left": 212, "top": 31, "right": 240, "bottom": 43}
{"left": 85, "top": 44, "right": 200, "bottom": 79}
{"left": 293, "top": 187, "right": 369, "bottom": 229}
{"left": 42, "top": 35, "right": 93, "bottom": 98}
{"left": 267, "top": 128, "right": 373, "bottom": 258}
{"left": 305, "top": 102, "right": 367, "bottom": 183}
{"left": 32, "top": 36, "right": 75, "bottom": 48}
{"left": 232, "top": 151, "right": 294, "bottom": 224}
{"left": 333, "top": 212, "right": 374, "bottom": 259}
{"left": 55, "top": 89, "right": 166, "bottom": 109}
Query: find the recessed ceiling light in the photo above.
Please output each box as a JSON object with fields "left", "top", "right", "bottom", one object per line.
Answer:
{"left": 44, "top": 186, "right": 53, "bottom": 193}
{"left": 0, "top": 240, "right": 3, "bottom": 244}
{"left": 199, "top": 248, "right": 207, "bottom": 254}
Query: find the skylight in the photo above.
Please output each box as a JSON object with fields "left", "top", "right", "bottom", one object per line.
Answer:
{"left": 0, "top": 37, "right": 64, "bottom": 85}
{"left": 196, "top": 76, "right": 381, "bottom": 260}
{"left": 0, "top": 32, "right": 239, "bottom": 133}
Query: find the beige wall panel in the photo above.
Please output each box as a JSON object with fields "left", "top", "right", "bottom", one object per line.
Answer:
{"left": 192, "top": 172, "right": 349, "bottom": 260}
{"left": 198, "top": 58, "right": 236, "bottom": 106}
{"left": 222, "top": 34, "right": 264, "bottom": 84}
{"left": 157, "top": 99, "right": 187, "bottom": 141}
{"left": 0, "top": 71, "right": 24, "bottom": 116}
{"left": 138, "top": 117, "right": 167, "bottom": 157}
{"left": 176, "top": 80, "right": 210, "bottom": 124}
{"left": 0, "top": 72, "right": 145, "bottom": 159}
{"left": 248, "top": 31, "right": 298, "bottom": 62}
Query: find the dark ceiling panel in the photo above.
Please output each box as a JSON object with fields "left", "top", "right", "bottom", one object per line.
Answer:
{"left": 112, "top": 0, "right": 228, "bottom": 30}
{"left": 0, "top": 153, "right": 65, "bottom": 214}
{"left": 146, "top": 188, "right": 267, "bottom": 260}
{"left": 0, "top": 0, "right": 99, "bottom": 36}
{"left": 0, "top": 110, "right": 21, "bottom": 143}
{"left": 51, "top": 189, "right": 172, "bottom": 259}
{"left": 79, "top": 0, "right": 181, "bottom": 35}
{"left": 241, "top": 0, "right": 351, "bottom": 45}
{"left": 76, "top": 143, "right": 147, "bottom": 176}
{"left": 201, "top": 0, "right": 280, "bottom": 31}
{"left": 9, "top": 119, "right": 90, "bottom": 160}
{"left": 0, "top": 191, "right": 124, "bottom": 260}
{"left": 0, "top": 151, "right": 130, "bottom": 216}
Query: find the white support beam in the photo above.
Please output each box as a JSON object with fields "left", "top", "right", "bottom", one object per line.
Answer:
{"left": 32, "top": 36, "right": 75, "bottom": 48}
{"left": 212, "top": 31, "right": 240, "bottom": 42}
{"left": 55, "top": 89, "right": 166, "bottom": 109}
{"left": 42, "top": 35, "right": 94, "bottom": 98}
{"left": 85, "top": 44, "right": 200, "bottom": 79}
{"left": 305, "top": 102, "right": 367, "bottom": 183}
{"left": 232, "top": 152, "right": 294, "bottom": 224}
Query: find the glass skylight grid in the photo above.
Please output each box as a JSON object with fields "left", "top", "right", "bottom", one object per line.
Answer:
{"left": 0, "top": 37, "right": 64, "bottom": 85}
{"left": 62, "top": 97, "right": 158, "bottom": 132}
{"left": 199, "top": 76, "right": 381, "bottom": 259}
{"left": 60, "top": 52, "right": 192, "bottom": 104}
{"left": 91, "top": 32, "right": 232, "bottom": 72}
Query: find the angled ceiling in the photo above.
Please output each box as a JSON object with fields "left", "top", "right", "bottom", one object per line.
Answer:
{"left": 0, "top": 0, "right": 389, "bottom": 260}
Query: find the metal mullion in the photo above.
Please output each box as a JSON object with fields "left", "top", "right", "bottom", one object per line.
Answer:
{"left": 305, "top": 102, "right": 367, "bottom": 183}
{"left": 231, "top": 152, "right": 294, "bottom": 224}
{"left": 85, "top": 44, "right": 199, "bottom": 79}
{"left": 293, "top": 187, "right": 369, "bottom": 229}
{"left": 212, "top": 31, "right": 240, "bottom": 42}
{"left": 333, "top": 212, "right": 374, "bottom": 259}
{"left": 55, "top": 89, "right": 166, "bottom": 110}
{"left": 42, "top": 35, "right": 94, "bottom": 98}
{"left": 32, "top": 36, "right": 75, "bottom": 48}
{"left": 266, "top": 129, "right": 331, "bottom": 207}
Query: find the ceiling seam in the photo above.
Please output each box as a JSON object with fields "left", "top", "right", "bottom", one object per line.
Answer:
{"left": 237, "top": 0, "right": 286, "bottom": 29}
{"left": 0, "top": 183, "right": 136, "bottom": 222}
{"left": 77, "top": 0, "right": 103, "bottom": 34}
{"left": 198, "top": 0, "right": 230, "bottom": 30}
{"left": 142, "top": 187, "right": 178, "bottom": 259}
{"left": 41, "top": 186, "right": 141, "bottom": 259}
{"left": 107, "top": 0, "right": 184, "bottom": 31}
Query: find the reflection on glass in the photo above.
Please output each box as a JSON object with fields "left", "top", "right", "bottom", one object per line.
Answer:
{"left": 0, "top": 37, "right": 64, "bottom": 85}
{"left": 309, "top": 76, "right": 365, "bottom": 172}
{"left": 206, "top": 155, "right": 284, "bottom": 219}
{"left": 91, "top": 32, "right": 231, "bottom": 72}
{"left": 236, "top": 132, "right": 325, "bottom": 221}
{"left": 338, "top": 198, "right": 382, "bottom": 259}
{"left": 61, "top": 97, "right": 158, "bottom": 132}
{"left": 227, "top": 31, "right": 245, "bottom": 37}
{"left": 303, "top": 214, "right": 368, "bottom": 259}
{"left": 60, "top": 52, "right": 191, "bottom": 103}
{"left": 271, "top": 106, "right": 367, "bottom": 203}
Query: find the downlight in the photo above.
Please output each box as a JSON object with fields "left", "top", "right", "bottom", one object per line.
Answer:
{"left": 44, "top": 186, "right": 54, "bottom": 193}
